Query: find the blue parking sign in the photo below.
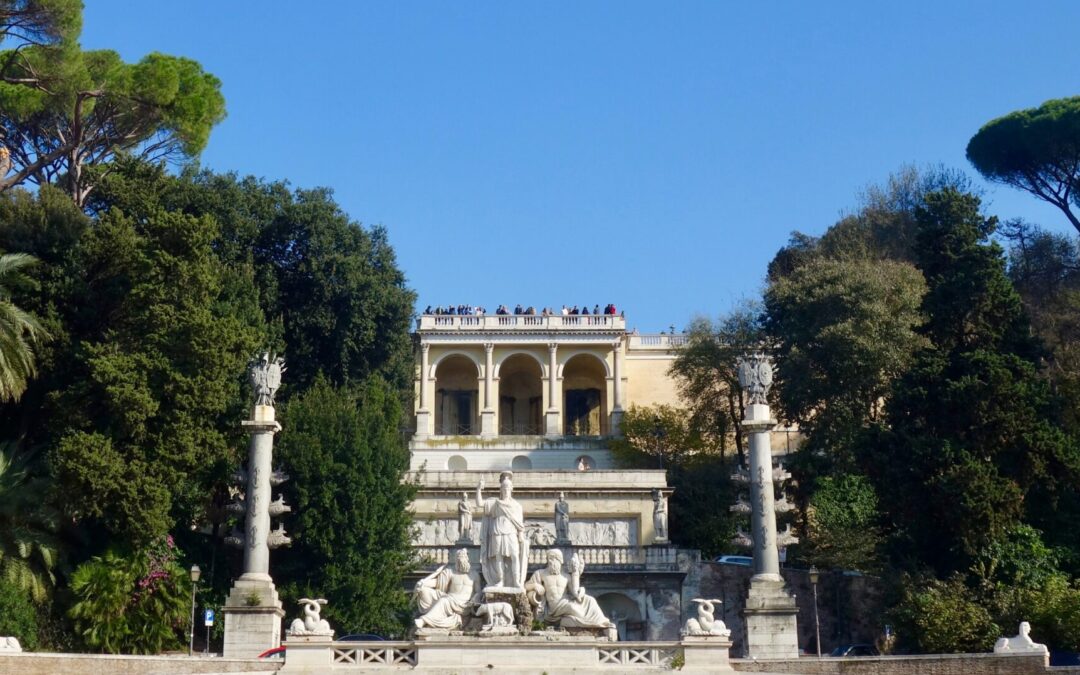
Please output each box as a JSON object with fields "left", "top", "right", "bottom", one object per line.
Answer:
{"left": 204, "top": 609, "right": 215, "bottom": 626}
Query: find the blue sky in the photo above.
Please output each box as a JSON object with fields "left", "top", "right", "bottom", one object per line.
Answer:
{"left": 81, "top": 2, "right": 1079, "bottom": 332}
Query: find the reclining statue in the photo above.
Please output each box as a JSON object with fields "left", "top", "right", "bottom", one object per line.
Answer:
{"left": 526, "top": 549, "right": 614, "bottom": 632}
{"left": 414, "top": 548, "right": 476, "bottom": 631}
{"left": 994, "top": 621, "right": 1048, "bottom": 655}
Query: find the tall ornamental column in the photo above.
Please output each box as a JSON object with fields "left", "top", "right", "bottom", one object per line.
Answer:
{"left": 737, "top": 352, "right": 799, "bottom": 659}
{"left": 223, "top": 354, "right": 291, "bottom": 658}
{"left": 545, "top": 343, "right": 560, "bottom": 436}
{"left": 415, "top": 343, "right": 431, "bottom": 439}
{"left": 481, "top": 342, "right": 496, "bottom": 438}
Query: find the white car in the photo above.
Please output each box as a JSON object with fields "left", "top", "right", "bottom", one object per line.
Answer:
{"left": 713, "top": 555, "right": 753, "bottom": 566}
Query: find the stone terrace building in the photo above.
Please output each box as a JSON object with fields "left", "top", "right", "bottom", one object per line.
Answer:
{"left": 405, "top": 312, "right": 703, "bottom": 640}
{"left": 405, "top": 311, "right": 799, "bottom": 641}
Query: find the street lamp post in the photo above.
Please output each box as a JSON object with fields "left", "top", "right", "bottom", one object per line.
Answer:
{"left": 809, "top": 566, "right": 821, "bottom": 658}
{"left": 188, "top": 564, "right": 201, "bottom": 657}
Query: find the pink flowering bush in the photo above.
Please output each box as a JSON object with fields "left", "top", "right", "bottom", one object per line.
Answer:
{"left": 68, "top": 536, "right": 190, "bottom": 653}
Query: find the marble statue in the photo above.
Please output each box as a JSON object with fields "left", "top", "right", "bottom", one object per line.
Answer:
{"left": 457, "top": 492, "right": 473, "bottom": 543}
{"left": 477, "top": 472, "right": 528, "bottom": 592}
{"left": 475, "top": 601, "right": 516, "bottom": 632}
{"left": 994, "top": 621, "right": 1048, "bottom": 655}
{"left": 0, "top": 636, "right": 21, "bottom": 652}
{"left": 414, "top": 548, "right": 476, "bottom": 631}
{"left": 250, "top": 352, "right": 286, "bottom": 407}
{"left": 527, "top": 549, "right": 615, "bottom": 631}
{"left": 287, "top": 598, "right": 333, "bottom": 637}
{"left": 554, "top": 492, "right": 571, "bottom": 543}
{"left": 652, "top": 489, "right": 669, "bottom": 541}
{"left": 737, "top": 352, "right": 773, "bottom": 405}
{"left": 683, "top": 598, "right": 731, "bottom": 637}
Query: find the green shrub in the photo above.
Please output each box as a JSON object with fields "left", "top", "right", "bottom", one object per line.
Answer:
{"left": 68, "top": 536, "right": 189, "bottom": 654}
{"left": 890, "top": 574, "right": 999, "bottom": 653}
{"left": 0, "top": 579, "right": 40, "bottom": 650}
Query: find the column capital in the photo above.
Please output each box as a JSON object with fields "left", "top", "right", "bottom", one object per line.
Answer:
{"left": 548, "top": 342, "right": 558, "bottom": 352}
{"left": 483, "top": 342, "right": 494, "bottom": 354}
{"left": 420, "top": 342, "right": 431, "bottom": 354}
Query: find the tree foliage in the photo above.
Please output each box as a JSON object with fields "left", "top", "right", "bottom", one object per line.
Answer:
{"left": 0, "top": 47, "right": 226, "bottom": 205}
{"left": 890, "top": 574, "right": 1000, "bottom": 654}
{"left": 612, "top": 405, "right": 737, "bottom": 557}
{"left": 0, "top": 442, "right": 59, "bottom": 601}
{"left": 967, "top": 96, "right": 1080, "bottom": 233}
{"left": 274, "top": 377, "right": 415, "bottom": 635}
{"left": 668, "top": 306, "right": 761, "bottom": 465}
{"left": 0, "top": 0, "right": 80, "bottom": 49}
{"left": 802, "top": 474, "right": 883, "bottom": 573}
{"left": 0, "top": 252, "right": 48, "bottom": 402}
{"left": 865, "top": 189, "right": 1080, "bottom": 575}
{"left": 765, "top": 256, "right": 927, "bottom": 471}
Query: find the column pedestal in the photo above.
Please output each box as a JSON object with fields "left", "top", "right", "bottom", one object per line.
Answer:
{"left": 545, "top": 410, "right": 560, "bottom": 437}
{"left": 480, "top": 410, "right": 496, "bottom": 438}
{"left": 415, "top": 410, "right": 431, "bottom": 439}
{"left": 222, "top": 577, "right": 285, "bottom": 658}
{"left": 742, "top": 577, "right": 799, "bottom": 659}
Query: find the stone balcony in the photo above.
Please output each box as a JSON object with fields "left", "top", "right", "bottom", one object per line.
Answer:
{"left": 416, "top": 314, "right": 626, "bottom": 332}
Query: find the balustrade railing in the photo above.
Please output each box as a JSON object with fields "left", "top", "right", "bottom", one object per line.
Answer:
{"left": 498, "top": 423, "right": 544, "bottom": 435}
{"left": 331, "top": 644, "right": 418, "bottom": 666}
{"left": 434, "top": 423, "right": 474, "bottom": 436}
{"left": 627, "top": 334, "right": 688, "bottom": 349}
{"left": 419, "top": 315, "right": 625, "bottom": 331}
{"left": 304, "top": 640, "right": 683, "bottom": 669}
{"left": 413, "top": 545, "right": 678, "bottom": 569}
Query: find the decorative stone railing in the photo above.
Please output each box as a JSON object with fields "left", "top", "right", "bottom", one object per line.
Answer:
{"left": 627, "top": 334, "right": 688, "bottom": 350}
{"left": 598, "top": 644, "right": 679, "bottom": 667}
{"left": 413, "top": 545, "right": 679, "bottom": 570}
{"left": 417, "top": 314, "right": 625, "bottom": 331}
{"left": 331, "top": 644, "right": 418, "bottom": 666}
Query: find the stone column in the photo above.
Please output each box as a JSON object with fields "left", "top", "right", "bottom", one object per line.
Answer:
{"left": 415, "top": 343, "right": 431, "bottom": 439}
{"left": 241, "top": 410, "right": 277, "bottom": 578}
{"left": 738, "top": 353, "right": 798, "bottom": 659}
{"left": 611, "top": 339, "right": 625, "bottom": 435}
{"left": 480, "top": 342, "right": 496, "bottom": 438}
{"left": 545, "top": 343, "right": 560, "bottom": 436}
{"left": 745, "top": 404, "right": 780, "bottom": 581}
{"left": 224, "top": 356, "right": 288, "bottom": 659}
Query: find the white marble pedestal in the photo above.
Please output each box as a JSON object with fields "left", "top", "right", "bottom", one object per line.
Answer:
{"left": 681, "top": 635, "right": 735, "bottom": 671}
{"left": 222, "top": 575, "right": 285, "bottom": 658}
{"left": 742, "top": 577, "right": 799, "bottom": 658}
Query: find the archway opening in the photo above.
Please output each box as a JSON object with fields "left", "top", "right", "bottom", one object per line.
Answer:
{"left": 435, "top": 355, "right": 479, "bottom": 435}
{"left": 499, "top": 354, "right": 543, "bottom": 435}
{"left": 597, "top": 593, "right": 643, "bottom": 641}
{"left": 563, "top": 354, "right": 607, "bottom": 436}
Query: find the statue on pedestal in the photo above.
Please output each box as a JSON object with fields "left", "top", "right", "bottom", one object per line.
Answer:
{"left": 457, "top": 492, "right": 473, "bottom": 543}
{"left": 527, "top": 549, "right": 614, "bottom": 632}
{"left": 994, "top": 622, "right": 1048, "bottom": 654}
{"left": 652, "top": 489, "right": 669, "bottom": 542}
{"left": 287, "top": 598, "right": 333, "bottom": 637}
{"left": 414, "top": 549, "right": 476, "bottom": 632}
{"left": 737, "top": 352, "right": 773, "bottom": 405}
{"left": 476, "top": 472, "right": 528, "bottom": 592}
{"left": 249, "top": 352, "right": 286, "bottom": 407}
{"left": 683, "top": 598, "right": 731, "bottom": 637}
{"left": 554, "top": 492, "right": 571, "bottom": 543}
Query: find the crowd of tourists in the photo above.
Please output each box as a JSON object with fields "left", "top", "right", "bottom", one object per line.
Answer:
{"left": 423, "top": 303, "right": 621, "bottom": 317}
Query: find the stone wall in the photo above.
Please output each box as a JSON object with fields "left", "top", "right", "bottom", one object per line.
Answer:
{"left": 690, "top": 562, "right": 885, "bottom": 656}
{"left": 0, "top": 653, "right": 281, "bottom": 675}
{"left": 732, "top": 652, "right": 1047, "bottom": 674}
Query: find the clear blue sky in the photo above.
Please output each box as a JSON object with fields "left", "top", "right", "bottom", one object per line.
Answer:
{"left": 80, "top": 2, "right": 1080, "bottom": 332}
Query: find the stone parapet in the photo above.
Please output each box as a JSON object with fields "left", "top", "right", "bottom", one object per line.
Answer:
{"left": 731, "top": 652, "right": 1048, "bottom": 674}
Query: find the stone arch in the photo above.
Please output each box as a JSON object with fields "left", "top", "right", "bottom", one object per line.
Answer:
{"left": 447, "top": 455, "right": 467, "bottom": 471}
{"left": 498, "top": 353, "right": 544, "bottom": 435}
{"left": 597, "top": 592, "right": 644, "bottom": 641}
{"left": 511, "top": 455, "right": 533, "bottom": 471}
{"left": 434, "top": 354, "right": 480, "bottom": 435}
{"left": 562, "top": 353, "right": 609, "bottom": 436}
